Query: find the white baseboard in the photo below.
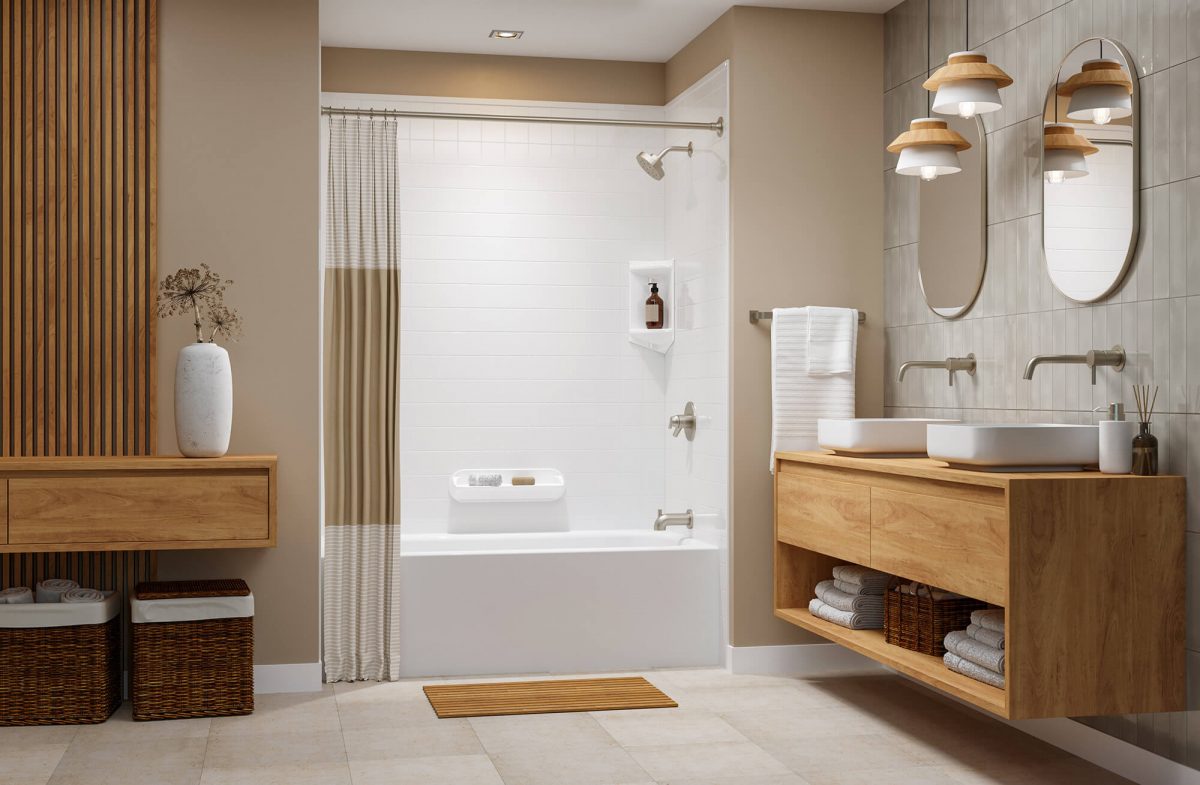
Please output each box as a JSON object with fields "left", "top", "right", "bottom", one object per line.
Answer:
{"left": 1007, "top": 717, "right": 1200, "bottom": 785}
{"left": 727, "top": 643, "right": 884, "bottom": 677}
{"left": 254, "top": 662, "right": 323, "bottom": 694}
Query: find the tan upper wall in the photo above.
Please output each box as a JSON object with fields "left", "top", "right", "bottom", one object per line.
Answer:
{"left": 322, "top": 47, "right": 666, "bottom": 105}
{"left": 157, "top": 0, "right": 321, "bottom": 666}
{"left": 664, "top": 6, "right": 884, "bottom": 648}
{"left": 665, "top": 10, "right": 734, "bottom": 102}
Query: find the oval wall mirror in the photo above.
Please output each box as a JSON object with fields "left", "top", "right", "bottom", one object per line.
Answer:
{"left": 1042, "top": 38, "right": 1139, "bottom": 303}
{"left": 917, "top": 115, "right": 986, "bottom": 319}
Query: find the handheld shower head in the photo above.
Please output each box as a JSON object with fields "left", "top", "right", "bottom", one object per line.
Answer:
{"left": 635, "top": 142, "right": 693, "bottom": 180}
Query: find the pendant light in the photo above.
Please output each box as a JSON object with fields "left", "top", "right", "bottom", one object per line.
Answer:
{"left": 1043, "top": 123, "right": 1098, "bottom": 183}
{"left": 1060, "top": 54, "right": 1132, "bottom": 126}
{"left": 926, "top": 51, "right": 1013, "bottom": 118}
{"left": 887, "top": 1, "right": 970, "bottom": 180}
{"left": 888, "top": 118, "right": 971, "bottom": 181}
{"left": 925, "top": 5, "right": 1010, "bottom": 119}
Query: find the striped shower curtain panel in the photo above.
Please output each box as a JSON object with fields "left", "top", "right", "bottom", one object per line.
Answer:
{"left": 322, "top": 115, "right": 402, "bottom": 682}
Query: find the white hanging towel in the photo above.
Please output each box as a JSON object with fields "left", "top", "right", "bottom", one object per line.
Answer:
{"left": 806, "top": 306, "right": 859, "bottom": 375}
{"left": 770, "top": 306, "right": 857, "bottom": 471}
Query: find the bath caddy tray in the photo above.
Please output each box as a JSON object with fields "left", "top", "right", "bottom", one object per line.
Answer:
{"left": 449, "top": 469, "right": 565, "bottom": 503}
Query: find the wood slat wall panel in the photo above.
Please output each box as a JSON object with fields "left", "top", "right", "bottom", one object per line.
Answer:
{"left": 0, "top": 0, "right": 154, "bottom": 458}
{"left": 0, "top": 0, "right": 156, "bottom": 595}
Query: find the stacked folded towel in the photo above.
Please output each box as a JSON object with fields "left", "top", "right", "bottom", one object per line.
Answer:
{"left": 808, "top": 565, "right": 890, "bottom": 630}
{"left": 943, "top": 609, "right": 1006, "bottom": 689}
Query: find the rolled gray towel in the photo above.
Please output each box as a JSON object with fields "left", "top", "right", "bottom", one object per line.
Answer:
{"left": 970, "top": 609, "right": 1005, "bottom": 634}
{"left": 967, "top": 623, "right": 1005, "bottom": 650}
{"left": 944, "top": 652, "right": 1005, "bottom": 689}
{"left": 816, "top": 580, "right": 884, "bottom": 613}
{"left": 468, "top": 473, "right": 503, "bottom": 487}
{"left": 35, "top": 578, "right": 79, "bottom": 603}
{"left": 945, "top": 630, "right": 1004, "bottom": 674}
{"left": 808, "top": 597, "right": 884, "bottom": 630}
{"left": 833, "top": 578, "right": 884, "bottom": 596}
{"left": 61, "top": 588, "right": 107, "bottom": 604}
{"left": 0, "top": 587, "right": 33, "bottom": 604}
{"left": 831, "top": 565, "right": 891, "bottom": 591}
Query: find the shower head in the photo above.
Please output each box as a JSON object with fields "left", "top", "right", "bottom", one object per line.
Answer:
{"left": 635, "top": 142, "right": 693, "bottom": 180}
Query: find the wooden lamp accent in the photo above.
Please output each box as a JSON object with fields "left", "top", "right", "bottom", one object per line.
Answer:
{"left": 887, "top": 118, "right": 972, "bottom": 154}
{"left": 923, "top": 51, "right": 1014, "bottom": 91}
{"left": 1043, "top": 123, "right": 1099, "bottom": 156}
{"left": 1057, "top": 58, "right": 1133, "bottom": 97}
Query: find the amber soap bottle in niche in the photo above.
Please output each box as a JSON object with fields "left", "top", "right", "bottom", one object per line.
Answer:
{"left": 645, "top": 281, "right": 664, "bottom": 329}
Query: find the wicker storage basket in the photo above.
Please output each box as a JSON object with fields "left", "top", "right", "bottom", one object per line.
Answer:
{"left": 883, "top": 579, "right": 986, "bottom": 656}
{"left": 132, "top": 579, "right": 254, "bottom": 721}
{"left": 0, "top": 595, "right": 122, "bottom": 725}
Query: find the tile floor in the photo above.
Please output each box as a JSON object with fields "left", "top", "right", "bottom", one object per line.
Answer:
{"left": 0, "top": 669, "right": 1134, "bottom": 785}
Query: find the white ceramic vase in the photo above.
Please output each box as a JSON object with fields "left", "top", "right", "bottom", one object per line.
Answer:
{"left": 175, "top": 342, "right": 233, "bottom": 458}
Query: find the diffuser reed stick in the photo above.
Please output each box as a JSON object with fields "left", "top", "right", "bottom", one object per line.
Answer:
{"left": 1132, "top": 384, "right": 1159, "bottom": 476}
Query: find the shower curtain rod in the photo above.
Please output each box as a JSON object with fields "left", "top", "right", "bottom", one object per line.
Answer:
{"left": 321, "top": 106, "right": 724, "bottom": 136}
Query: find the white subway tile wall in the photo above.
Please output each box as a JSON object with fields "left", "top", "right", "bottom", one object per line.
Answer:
{"left": 884, "top": 0, "right": 1200, "bottom": 768}
{"left": 388, "top": 99, "right": 670, "bottom": 534}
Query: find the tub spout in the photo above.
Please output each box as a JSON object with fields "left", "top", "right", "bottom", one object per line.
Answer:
{"left": 654, "top": 509, "right": 694, "bottom": 531}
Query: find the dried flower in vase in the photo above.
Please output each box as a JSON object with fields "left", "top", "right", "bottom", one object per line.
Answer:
{"left": 206, "top": 305, "right": 244, "bottom": 344}
{"left": 157, "top": 264, "right": 233, "bottom": 343}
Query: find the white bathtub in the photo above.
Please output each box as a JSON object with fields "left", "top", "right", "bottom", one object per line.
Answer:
{"left": 398, "top": 530, "right": 721, "bottom": 677}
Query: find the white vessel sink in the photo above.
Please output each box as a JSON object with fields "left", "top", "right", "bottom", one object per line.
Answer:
{"left": 927, "top": 423, "right": 1099, "bottom": 471}
{"left": 817, "top": 418, "right": 959, "bottom": 457}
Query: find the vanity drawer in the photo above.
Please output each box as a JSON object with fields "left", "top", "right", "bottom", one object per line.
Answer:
{"left": 7, "top": 474, "right": 270, "bottom": 546}
{"left": 870, "top": 488, "right": 1007, "bottom": 605}
{"left": 776, "top": 472, "right": 871, "bottom": 564}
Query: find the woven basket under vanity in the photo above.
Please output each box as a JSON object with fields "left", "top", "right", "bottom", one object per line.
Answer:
{"left": 0, "top": 592, "right": 122, "bottom": 725}
{"left": 132, "top": 579, "right": 254, "bottom": 721}
{"left": 883, "top": 579, "right": 986, "bottom": 657}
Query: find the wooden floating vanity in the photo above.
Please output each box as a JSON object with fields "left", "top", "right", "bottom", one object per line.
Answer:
{"left": 774, "top": 451, "right": 1186, "bottom": 720}
{"left": 0, "top": 455, "right": 277, "bottom": 552}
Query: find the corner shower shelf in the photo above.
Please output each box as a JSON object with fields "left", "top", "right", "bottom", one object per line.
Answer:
{"left": 628, "top": 260, "right": 674, "bottom": 354}
{"left": 448, "top": 469, "right": 565, "bottom": 503}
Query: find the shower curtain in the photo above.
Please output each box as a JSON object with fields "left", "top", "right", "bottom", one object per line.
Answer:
{"left": 322, "top": 115, "right": 402, "bottom": 681}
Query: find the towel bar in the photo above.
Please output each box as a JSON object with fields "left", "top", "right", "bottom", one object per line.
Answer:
{"left": 749, "top": 309, "right": 867, "bottom": 325}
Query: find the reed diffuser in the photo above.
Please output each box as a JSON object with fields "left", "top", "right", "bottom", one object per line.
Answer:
{"left": 1132, "top": 384, "right": 1159, "bottom": 476}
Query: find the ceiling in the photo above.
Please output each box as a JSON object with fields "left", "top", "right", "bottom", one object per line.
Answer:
{"left": 319, "top": 0, "right": 900, "bottom": 62}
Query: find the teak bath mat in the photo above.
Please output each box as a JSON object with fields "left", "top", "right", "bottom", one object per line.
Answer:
{"left": 423, "top": 676, "right": 677, "bottom": 718}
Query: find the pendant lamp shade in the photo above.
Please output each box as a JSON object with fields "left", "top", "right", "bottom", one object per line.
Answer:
{"left": 1043, "top": 123, "right": 1098, "bottom": 183}
{"left": 888, "top": 118, "right": 971, "bottom": 181}
{"left": 1060, "top": 58, "right": 1133, "bottom": 126}
{"left": 924, "top": 51, "right": 1013, "bottom": 118}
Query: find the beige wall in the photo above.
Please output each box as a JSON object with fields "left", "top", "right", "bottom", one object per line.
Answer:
{"left": 668, "top": 7, "right": 884, "bottom": 647}
{"left": 664, "top": 10, "right": 733, "bottom": 102}
{"left": 322, "top": 47, "right": 665, "bottom": 105}
{"left": 157, "top": 0, "right": 321, "bottom": 666}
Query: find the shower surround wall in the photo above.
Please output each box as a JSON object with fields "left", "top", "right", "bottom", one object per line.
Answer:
{"left": 664, "top": 64, "right": 731, "bottom": 643}
{"left": 884, "top": 0, "right": 1200, "bottom": 769}
{"left": 366, "top": 95, "right": 670, "bottom": 534}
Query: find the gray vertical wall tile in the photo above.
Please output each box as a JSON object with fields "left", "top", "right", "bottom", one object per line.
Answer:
{"left": 884, "top": 0, "right": 1200, "bottom": 767}
{"left": 929, "top": 0, "right": 966, "bottom": 70}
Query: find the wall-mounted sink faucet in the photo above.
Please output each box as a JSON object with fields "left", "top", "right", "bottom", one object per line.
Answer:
{"left": 669, "top": 402, "right": 697, "bottom": 441}
{"left": 654, "top": 509, "right": 694, "bottom": 531}
{"left": 1023, "top": 345, "right": 1125, "bottom": 385}
{"left": 897, "top": 354, "right": 976, "bottom": 387}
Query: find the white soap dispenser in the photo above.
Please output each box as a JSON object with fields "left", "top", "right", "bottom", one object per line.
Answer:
{"left": 1098, "top": 402, "right": 1136, "bottom": 474}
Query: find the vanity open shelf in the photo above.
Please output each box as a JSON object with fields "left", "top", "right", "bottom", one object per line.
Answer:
{"left": 774, "top": 451, "right": 1185, "bottom": 720}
